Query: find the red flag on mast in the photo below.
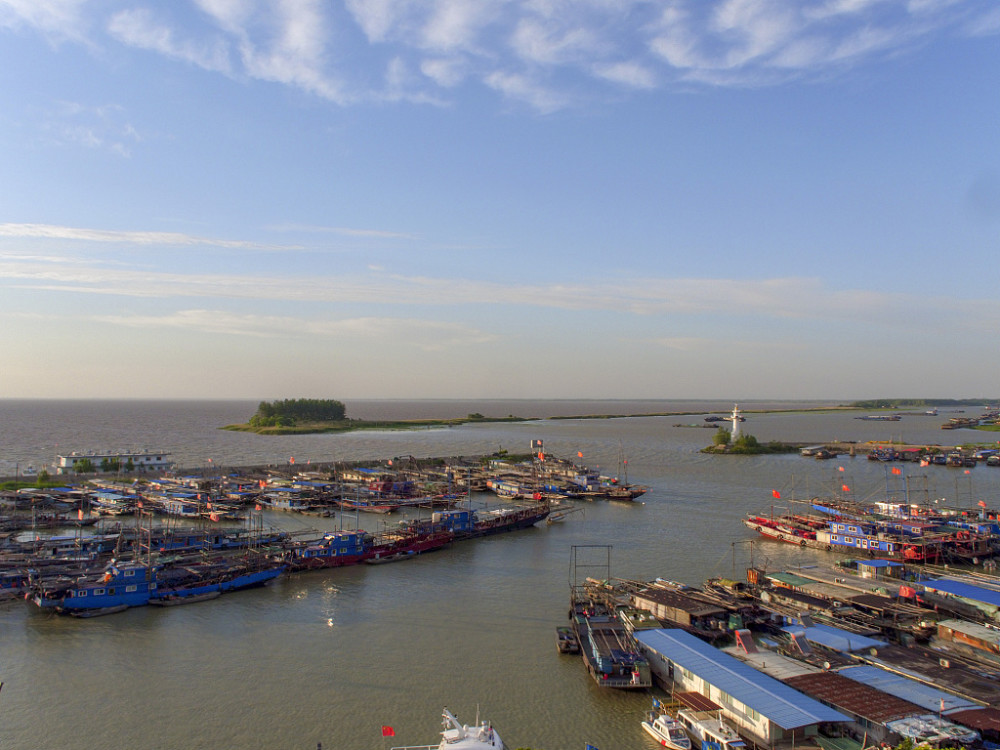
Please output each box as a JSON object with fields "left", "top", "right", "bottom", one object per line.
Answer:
{"left": 381, "top": 727, "right": 395, "bottom": 737}
{"left": 772, "top": 490, "right": 781, "bottom": 499}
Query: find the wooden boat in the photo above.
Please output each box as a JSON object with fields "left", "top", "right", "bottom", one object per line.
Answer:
{"left": 148, "top": 591, "right": 222, "bottom": 606}
{"left": 555, "top": 625, "right": 579, "bottom": 653}
{"left": 67, "top": 604, "right": 129, "bottom": 618}
{"left": 365, "top": 551, "right": 413, "bottom": 564}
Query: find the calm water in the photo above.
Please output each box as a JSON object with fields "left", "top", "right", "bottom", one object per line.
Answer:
{"left": 1, "top": 400, "right": 999, "bottom": 750}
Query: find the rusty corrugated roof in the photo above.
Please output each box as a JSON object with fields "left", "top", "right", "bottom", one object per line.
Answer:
{"left": 783, "top": 672, "right": 923, "bottom": 723}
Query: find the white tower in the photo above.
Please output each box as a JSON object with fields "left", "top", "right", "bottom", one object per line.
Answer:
{"left": 730, "top": 403, "right": 742, "bottom": 441}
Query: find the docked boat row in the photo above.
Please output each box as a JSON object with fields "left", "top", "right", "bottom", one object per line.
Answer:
{"left": 31, "top": 553, "right": 286, "bottom": 616}
{"left": 743, "top": 495, "right": 1000, "bottom": 564}
{"left": 2, "top": 443, "right": 646, "bottom": 529}
{"left": 6, "top": 496, "right": 552, "bottom": 614}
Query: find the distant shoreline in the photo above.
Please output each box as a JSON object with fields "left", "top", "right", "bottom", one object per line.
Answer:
{"left": 221, "top": 404, "right": 863, "bottom": 435}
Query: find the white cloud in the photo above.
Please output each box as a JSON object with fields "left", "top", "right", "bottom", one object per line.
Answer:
{"left": 420, "top": 56, "right": 468, "bottom": 86}
{"left": 107, "top": 8, "right": 231, "bottom": 73}
{"left": 90, "top": 308, "right": 496, "bottom": 349}
{"left": 485, "top": 70, "right": 569, "bottom": 113}
{"left": 592, "top": 60, "right": 656, "bottom": 88}
{"left": 0, "top": 0, "right": 89, "bottom": 42}
{"left": 0, "top": 223, "right": 300, "bottom": 250}
{"left": 3, "top": 246, "right": 1000, "bottom": 335}
{"left": 3, "top": 0, "right": 997, "bottom": 109}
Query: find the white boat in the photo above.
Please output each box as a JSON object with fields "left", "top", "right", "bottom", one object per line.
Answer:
{"left": 392, "top": 707, "right": 504, "bottom": 750}
{"left": 676, "top": 709, "right": 745, "bottom": 750}
{"left": 642, "top": 711, "right": 692, "bottom": 750}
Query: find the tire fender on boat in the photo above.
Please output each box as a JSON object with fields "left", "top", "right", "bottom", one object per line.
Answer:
{"left": 800, "top": 539, "right": 806, "bottom": 547}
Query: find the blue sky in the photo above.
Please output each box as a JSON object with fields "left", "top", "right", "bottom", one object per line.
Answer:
{"left": 1, "top": 0, "right": 998, "bottom": 401}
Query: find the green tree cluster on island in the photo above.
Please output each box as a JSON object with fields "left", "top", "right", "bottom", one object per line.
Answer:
{"left": 248, "top": 398, "right": 347, "bottom": 428}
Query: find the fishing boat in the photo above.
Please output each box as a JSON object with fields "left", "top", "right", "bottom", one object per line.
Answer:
{"left": 30, "top": 559, "right": 158, "bottom": 614}
{"left": 150, "top": 558, "right": 286, "bottom": 602}
{"left": 570, "top": 600, "right": 652, "bottom": 688}
{"left": 391, "top": 707, "right": 504, "bottom": 750}
{"left": 642, "top": 710, "right": 692, "bottom": 750}
{"left": 676, "top": 709, "right": 746, "bottom": 750}
{"left": 285, "top": 530, "right": 372, "bottom": 570}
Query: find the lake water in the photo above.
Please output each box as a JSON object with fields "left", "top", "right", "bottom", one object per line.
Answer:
{"left": 1, "top": 400, "right": 998, "bottom": 750}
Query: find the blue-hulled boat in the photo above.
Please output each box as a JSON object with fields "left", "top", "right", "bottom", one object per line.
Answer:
{"left": 31, "top": 559, "right": 157, "bottom": 614}
{"left": 30, "top": 555, "right": 286, "bottom": 614}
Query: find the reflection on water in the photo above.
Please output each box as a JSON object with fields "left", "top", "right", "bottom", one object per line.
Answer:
{"left": 2, "top": 401, "right": 999, "bottom": 749}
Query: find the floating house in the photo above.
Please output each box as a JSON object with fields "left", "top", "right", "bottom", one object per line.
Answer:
{"left": 634, "top": 629, "right": 849, "bottom": 749}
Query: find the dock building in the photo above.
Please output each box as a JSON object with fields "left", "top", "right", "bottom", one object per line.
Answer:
{"left": 634, "top": 629, "right": 849, "bottom": 749}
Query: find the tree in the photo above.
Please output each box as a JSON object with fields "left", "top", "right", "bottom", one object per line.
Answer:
{"left": 712, "top": 427, "right": 731, "bottom": 447}
{"left": 74, "top": 458, "right": 95, "bottom": 474}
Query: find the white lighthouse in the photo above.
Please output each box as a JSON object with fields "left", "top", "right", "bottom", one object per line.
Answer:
{"left": 729, "top": 403, "right": 742, "bottom": 441}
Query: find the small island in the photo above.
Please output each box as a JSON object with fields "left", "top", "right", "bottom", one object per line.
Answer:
{"left": 701, "top": 427, "right": 797, "bottom": 455}
{"left": 223, "top": 398, "right": 530, "bottom": 435}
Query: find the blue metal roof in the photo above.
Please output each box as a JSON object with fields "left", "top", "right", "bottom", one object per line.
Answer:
{"left": 918, "top": 578, "right": 1000, "bottom": 608}
{"left": 857, "top": 560, "right": 903, "bottom": 569}
{"left": 781, "top": 623, "right": 886, "bottom": 653}
{"left": 838, "top": 665, "right": 980, "bottom": 714}
{"left": 635, "top": 629, "right": 849, "bottom": 729}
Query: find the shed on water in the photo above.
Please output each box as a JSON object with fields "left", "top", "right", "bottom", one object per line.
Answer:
{"left": 634, "top": 629, "right": 849, "bottom": 749}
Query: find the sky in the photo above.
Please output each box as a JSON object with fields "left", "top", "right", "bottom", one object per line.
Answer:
{"left": 1, "top": 0, "right": 999, "bottom": 402}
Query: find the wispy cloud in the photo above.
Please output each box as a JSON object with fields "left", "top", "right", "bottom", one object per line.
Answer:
{"left": 0, "top": 0, "right": 90, "bottom": 42}
{"left": 107, "top": 7, "right": 231, "bottom": 73}
{"left": 264, "top": 223, "right": 416, "bottom": 240}
{"left": 89, "top": 308, "right": 496, "bottom": 349}
{"left": 38, "top": 101, "right": 141, "bottom": 156}
{"left": 2, "top": 251, "right": 999, "bottom": 333}
{"left": 0, "top": 223, "right": 301, "bottom": 250}
{"left": 6, "top": 0, "right": 997, "bottom": 111}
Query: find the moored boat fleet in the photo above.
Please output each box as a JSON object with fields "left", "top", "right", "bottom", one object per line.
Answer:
{"left": 2, "top": 450, "right": 569, "bottom": 614}
{"left": 743, "top": 495, "right": 1000, "bottom": 564}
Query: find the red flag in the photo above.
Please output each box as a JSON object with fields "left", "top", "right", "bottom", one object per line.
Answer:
{"left": 772, "top": 490, "right": 781, "bottom": 499}
{"left": 289, "top": 457, "right": 295, "bottom": 464}
{"left": 538, "top": 452, "right": 545, "bottom": 461}
{"left": 209, "top": 512, "right": 220, "bottom": 522}
{"left": 891, "top": 467, "right": 901, "bottom": 475}
{"left": 381, "top": 727, "right": 395, "bottom": 737}
{"left": 964, "top": 469, "right": 971, "bottom": 475}
{"left": 624, "top": 459, "right": 628, "bottom": 465}
{"left": 255, "top": 504, "right": 262, "bottom": 511}
{"left": 842, "top": 484, "right": 850, "bottom": 492}
{"left": 577, "top": 451, "right": 583, "bottom": 458}
{"left": 920, "top": 460, "right": 929, "bottom": 467}
{"left": 208, "top": 458, "right": 213, "bottom": 463}
{"left": 838, "top": 466, "right": 844, "bottom": 472}
{"left": 78, "top": 508, "right": 84, "bottom": 520}
{"left": 979, "top": 500, "right": 987, "bottom": 507}
{"left": 259, "top": 479, "right": 266, "bottom": 488}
